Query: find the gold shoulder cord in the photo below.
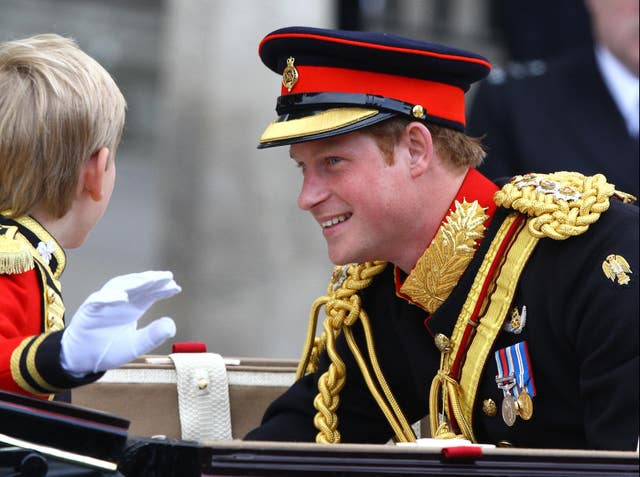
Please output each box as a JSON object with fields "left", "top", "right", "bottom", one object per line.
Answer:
{"left": 297, "top": 261, "right": 416, "bottom": 443}
{"left": 430, "top": 171, "right": 616, "bottom": 442}
{"left": 495, "top": 172, "right": 616, "bottom": 239}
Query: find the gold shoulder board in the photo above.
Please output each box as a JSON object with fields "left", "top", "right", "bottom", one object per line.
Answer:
{"left": 0, "top": 225, "right": 35, "bottom": 274}
{"left": 494, "top": 171, "right": 615, "bottom": 240}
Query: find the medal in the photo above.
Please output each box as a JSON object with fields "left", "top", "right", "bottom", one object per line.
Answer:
{"left": 516, "top": 388, "right": 533, "bottom": 420}
{"left": 501, "top": 394, "right": 518, "bottom": 427}
{"left": 495, "top": 341, "right": 537, "bottom": 425}
{"left": 495, "top": 374, "right": 517, "bottom": 427}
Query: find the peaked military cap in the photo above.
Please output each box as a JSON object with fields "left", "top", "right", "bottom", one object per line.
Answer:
{"left": 258, "top": 26, "right": 492, "bottom": 148}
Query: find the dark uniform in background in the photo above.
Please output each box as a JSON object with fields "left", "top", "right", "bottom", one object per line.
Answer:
{"left": 0, "top": 214, "right": 97, "bottom": 400}
{"left": 244, "top": 26, "right": 639, "bottom": 450}
{"left": 467, "top": 47, "right": 639, "bottom": 199}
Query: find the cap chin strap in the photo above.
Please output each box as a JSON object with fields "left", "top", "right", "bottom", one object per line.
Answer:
{"left": 277, "top": 92, "right": 422, "bottom": 119}
{"left": 278, "top": 92, "right": 465, "bottom": 132}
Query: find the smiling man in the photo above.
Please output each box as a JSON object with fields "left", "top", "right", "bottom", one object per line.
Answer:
{"left": 245, "top": 26, "right": 639, "bottom": 450}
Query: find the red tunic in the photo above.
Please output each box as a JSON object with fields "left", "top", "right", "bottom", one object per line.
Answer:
{"left": 0, "top": 214, "right": 99, "bottom": 399}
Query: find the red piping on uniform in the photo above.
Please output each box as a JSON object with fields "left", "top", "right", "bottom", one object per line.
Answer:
{"left": 450, "top": 215, "right": 525, "bottom": 379}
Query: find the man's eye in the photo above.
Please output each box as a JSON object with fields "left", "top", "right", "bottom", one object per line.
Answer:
{"left": 327, "top": 157, "right": 342, "bottom": 166}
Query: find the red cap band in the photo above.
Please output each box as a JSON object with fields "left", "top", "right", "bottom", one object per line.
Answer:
{"left": 282, "top": 65, "right": 466, "bottom": 126}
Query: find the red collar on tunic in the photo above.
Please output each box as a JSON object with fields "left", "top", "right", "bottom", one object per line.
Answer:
{"left": 394, "top": 168, "right": 498, "bottom": 305}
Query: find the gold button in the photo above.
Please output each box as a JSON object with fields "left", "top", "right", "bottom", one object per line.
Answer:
{"left": 434, "top": 333, "right": 450, "bottom": 352}
{"left": 412, "top": 104, "right": 425, "bottom": 119}
{"left": 47, "top": 314, "right": 56, "bottom": 327}
{"left": 197, "top": 378, "right": 208, "bottom": 390}
{"left": 496, "top": 440, "right": 514, "bottom": 448}
{"left": 482, "top": 398, "right": 497, "bottom": 417}
{"left": 47, "top": 289, "right": 56, "bottom": 304}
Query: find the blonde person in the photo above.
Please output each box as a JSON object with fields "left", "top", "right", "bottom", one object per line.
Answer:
{"left": 0, "top": 34, "right": 180, "bottom": 401}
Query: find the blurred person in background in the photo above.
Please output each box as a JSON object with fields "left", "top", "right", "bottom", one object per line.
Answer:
{"left": 468, "top": 0, "right": 639, "bottom": 198}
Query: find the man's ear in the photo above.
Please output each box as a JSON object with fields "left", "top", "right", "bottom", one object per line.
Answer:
{"left": 404, "top": 122, "right": 433, "bottom": 177}
{"left": 81, "top": 147, "right": 110, "bottom": 201}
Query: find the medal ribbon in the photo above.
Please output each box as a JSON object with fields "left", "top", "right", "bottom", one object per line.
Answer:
{"left": 494, "top": 341, "right": 536, "bottom": 397}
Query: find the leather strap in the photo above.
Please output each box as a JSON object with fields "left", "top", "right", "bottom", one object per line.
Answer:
{"left": 168, "top": 353, "right": 232, "bottom": 441}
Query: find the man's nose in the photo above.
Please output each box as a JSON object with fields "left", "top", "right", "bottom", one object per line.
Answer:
{"left": 297, "top": 173, "right": 329, "bottom": 211}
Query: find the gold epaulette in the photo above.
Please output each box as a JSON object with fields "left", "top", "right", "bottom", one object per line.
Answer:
{"left": 0, "top": 225, "right": 34, "bottom": 274}
{"left": 494, "top": 171, "right": 621, "bottom": 240}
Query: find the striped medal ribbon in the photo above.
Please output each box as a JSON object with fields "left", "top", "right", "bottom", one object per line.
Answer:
{"left": 495, "top": 341, "right": 536, "bottom": 425}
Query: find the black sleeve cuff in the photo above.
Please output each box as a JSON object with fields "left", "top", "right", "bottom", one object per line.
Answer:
{"left": 22, "top": 330, "right": 105, "bottom": 393}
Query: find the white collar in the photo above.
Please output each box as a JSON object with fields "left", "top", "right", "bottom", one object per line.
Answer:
{"left": 594, "top": 45, "right": 639, "bottom": 137}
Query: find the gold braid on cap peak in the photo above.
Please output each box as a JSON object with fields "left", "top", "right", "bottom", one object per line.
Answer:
{"left": 297, "top": 261, "right": 416, "bottom": 444}
{"left": 494, "top": 172, "right": 617, "bottom": 240}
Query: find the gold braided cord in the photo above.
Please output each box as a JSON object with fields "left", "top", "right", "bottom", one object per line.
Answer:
{"left": 343, "top": 306, "right": 415, "bottom": 442}
{"left": 297, "top": 261, "right": 414, "bottom": 443}
{"left": 313, "top": 314, "right": 348, "bottom": 443}
{"left": 429, "top": 343, "right": 475, "bottom": 441}
{"left": 296, "top": 295, "right": 329, "bottom": 379}
{"left": 494, "top": 172, "right": 614, "bottom": 240}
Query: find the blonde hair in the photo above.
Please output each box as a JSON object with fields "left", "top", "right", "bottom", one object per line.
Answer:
{"left": 0, "top": 34, "right": 126, "bottom": 218}
{"left": 366, "top": 117, "right": 486, "bottom": 168}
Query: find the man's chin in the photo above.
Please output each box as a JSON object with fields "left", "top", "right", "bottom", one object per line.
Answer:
{"left": 327, "top": 247, "right": 363, "bottom": 267}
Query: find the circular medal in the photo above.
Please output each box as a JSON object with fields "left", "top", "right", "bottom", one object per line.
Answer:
{"left": 516, "top": 389, "right": 534, "bottom": 420}
{"left": 501, "top": 395, "right": 517, "bottom": 427}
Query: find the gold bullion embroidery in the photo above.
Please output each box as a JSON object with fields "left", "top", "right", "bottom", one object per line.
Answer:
{"left": 400, "top": 200, "right": 487, "bottom": 313}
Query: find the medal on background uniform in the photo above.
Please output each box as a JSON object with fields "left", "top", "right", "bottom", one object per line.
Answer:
{"left": 495, "top": 341, "right": 537, "bottom": 425}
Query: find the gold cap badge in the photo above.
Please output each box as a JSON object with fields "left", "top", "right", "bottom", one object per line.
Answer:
{"left": 282, "top": 56, "right": 299, "bottom": 92}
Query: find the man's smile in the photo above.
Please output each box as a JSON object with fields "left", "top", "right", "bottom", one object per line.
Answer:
{"left": 320, "top": 213, "right": 352, "bottom": 229}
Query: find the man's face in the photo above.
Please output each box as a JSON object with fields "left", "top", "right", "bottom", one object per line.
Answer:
{"left": 290, "top": 130, "right": 418, "bottom": 266}
{"left": 586, "top": 0, "right": 639, "bottom": 75}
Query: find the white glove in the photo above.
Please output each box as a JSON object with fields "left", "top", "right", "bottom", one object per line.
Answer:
{"left": 61, "top": 270, "right": 181, "bottom": 377}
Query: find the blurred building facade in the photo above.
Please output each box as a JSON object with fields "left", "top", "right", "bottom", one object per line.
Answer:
{"left": 1, "top": 0, "right": 505, "bottom": 358}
